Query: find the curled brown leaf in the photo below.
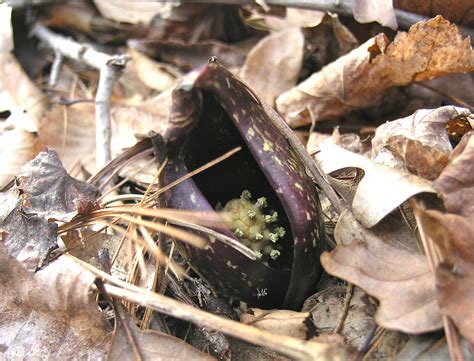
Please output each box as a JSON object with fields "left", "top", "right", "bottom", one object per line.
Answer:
{"left": 277, "top": 16, "right": 474, "bottom": 127}
{"left": 321, "top": 209, "right": 442, "bottom": 333}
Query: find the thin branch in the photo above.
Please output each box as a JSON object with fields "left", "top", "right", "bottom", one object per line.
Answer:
{"left": 31, "top": 23, "right": 129, "bottom": 169}
{"left": 333, "top": 283, "right": 353, "bottom": 334}
{"left": 48, "top": 50, "right": 63, "bottom": 87}
{"left": 181, "top": 0, "right": 474, "bottom": 41}
{"left": 71, "top": 256, "right": 347, "bottom": 360}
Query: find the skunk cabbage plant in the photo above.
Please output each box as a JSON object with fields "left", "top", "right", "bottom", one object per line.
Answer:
{"left": 161, "top": 60, "right": 325, "bottom": 309}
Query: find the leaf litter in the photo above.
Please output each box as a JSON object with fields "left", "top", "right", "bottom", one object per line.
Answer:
{"left": 1, "top": 2, "right": 474, "bottom": 360}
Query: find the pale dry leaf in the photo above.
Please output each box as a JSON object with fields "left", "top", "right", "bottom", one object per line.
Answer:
{"left": 0, "top": 247, "right": 111, "bottom": 359}
{"left": 1, "top": 148, "right": 100, "bottom": 269}
{"left": 61, "top": 229, "right": 121, "bottom": 271}
{"left": 240, "top": 308, "right": 311, "bottom": 339}
{"left": 277, "top": 16, "right": 474, "bottom": 127}
{"left": 413, "top": 131, "right": 474, "bottom": 345}
{"left": 372, "top": 106, "right": 471, "bottom": 180}
{"left": 128, "top": 38, "right": 251, "bottom": 71}
{"left": 36, "top": 103, "right": 96, "bottom": 173}
{"left": 109, "top": 302, "right": 213, "bottom": 360}
{"left": 244, "top": 7, "right": 324, "bottom": 31}
{"left": 303, "top": 13, "right": 359, "bottom": 72}
{"left": 129, "top": 4, "right": 251, "bottom": 43}
{"left": 17, "top": 148, "right": 100, "bottom": 221}
{"left": 353, "top": 0, "right": 397, "bottom": 29}
{"left": 112, "top": 87, "right": 173, "bottom": 139}
{"left": 93, "top": 0, "right": 177, "bottom": 25}
{"left": 414, "top": 208, "right": 474, "bottom": 346}
{"left": 394, "top": 0, "right": 474, "bottom": 27}
{"left": 303, "top": 284, "right": 376, "bottom": 350}
{"left": 306, "top": 131, "right": 331, "bottom": 154}
{"left": 434, "top": 131, "right": 474, "bottom": 216}
{"left": 395, "top": 334, "right": 473, "bottom": 360}
{"left": 240, "top": 28, "right": 304, "bottom": 105}
{"left": 315, "top": 142, "right": 435, "bottom": 227}
{"left": 37, "top": 102, "right": 138, "bottom": 174}
{"left": 321, "top": 209, "right": 442, "bottom": 333}
{"left": 420, "top": 73, "right": 474, "bottom": 108}
{"left": 1, "top": 203, "right": 58, "bottom": 271}
{"left": 0, "top": 112, "right": 37, "bottom": 187}
{"left": 123, "top": 48, "right": 180, "bottom": 94}
{"left": 372, "top": 16, "right": 473, "bottom": 83}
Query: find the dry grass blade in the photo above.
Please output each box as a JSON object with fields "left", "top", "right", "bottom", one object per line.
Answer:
{"left": 81, "top": 219, "right": 184, "bottom": 279}
{"left": 98, "top": 155, "right": 158, "bottom": 201}
{"left": 411, "top": 200, "right": 464, "bottom": 361}
{"left": 70, "top": 256, "right": 347, "bottom": 361}
{"left": 101, "top": 207, "right": 224, "bottom": 227}
{"left": 59, "top": 207, "right": 222, "bottom": 234}
{"left": 118, "top": 214, "right": 207, "bottom": 249}
{"left": 59, "top": 210, "right": 208, "bottom": 249}
{"left": 166, "top": 218, "right": 257, "bottom": 260}
{"left": 139, "top": 225, "right": 184, "bottom": 278}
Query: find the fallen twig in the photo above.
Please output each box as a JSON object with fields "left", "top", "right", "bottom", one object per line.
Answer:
{"left": 71, "top": 256, "right": 347, "bottom": 360}
{"left": 31, "top": 23, "right": 129, "bottom": 168}
{"left": 182, "top": 0, "right": 474, "bottom": 41}
{"left": 333, "top": 283, "right": 353, "bottom": 334}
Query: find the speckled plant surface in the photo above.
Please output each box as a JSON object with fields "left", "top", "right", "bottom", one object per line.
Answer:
{"left": 161, "top": 61, "right": 325, "bottom": 309}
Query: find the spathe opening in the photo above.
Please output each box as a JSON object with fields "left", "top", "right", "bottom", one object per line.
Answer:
{"left": 182, "top": 92, "right": 293, "bottom": 270}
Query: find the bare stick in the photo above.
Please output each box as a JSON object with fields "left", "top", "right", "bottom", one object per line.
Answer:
{"left": 70, "top": 254, "right": 346, "bottom": 360}
{"left": 95, "top": 57, "right": 127, "bottom": 165}
{"left": 181, "top": 0, "right": 474, "bottom": 41}
{"left": 48, "top": 50, "right": 63, "bottom": 87}
{"left": 333, "top": 283, "right": 353, "bottom": 334}
{"left": 31, "top": 23, "right": 129, "bottom": 168}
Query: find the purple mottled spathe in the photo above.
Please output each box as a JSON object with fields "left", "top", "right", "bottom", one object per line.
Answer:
{"left": 161, "top": 61, "right": 325, "bottom": 309}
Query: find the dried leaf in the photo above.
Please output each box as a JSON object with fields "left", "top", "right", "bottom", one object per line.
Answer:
{"left": 315, "top": 142, "right": 435, "bottom": 227}
{"left": 372, "top": 106, "right": 471, "bottom": 180}
{"left": 372, "top": 16, "right": 473, "bottom": 83}
{"left": 277, "top": 16, "right": 474, "bottom": 127}
{"left": 353, "top": 0, "right": 397, "bottom": 29}
{"left": 36, "top": 104, "right": 96, "bottom": 172}
{"left": 1, "top": 201, "right": 58, "bottom": 271}
{"left": 414, "top": 209, "right": 474, "bottom": 346}
{"left": 245, "top": 11, "right": 358, "bottom": 72}
{"left": 321, "top": 209, "right": 442, "bottom": 333}
{"left": 302, "top": 13, "right": 359, "bottom": 72}
{"left": 303, "top": 285, "right": 376, "bottom": 350}
{"left": 37, "top": 103, "right": 138, "bottom": 173}
{"left": 62, "top": 229, "right": 121, "bottom": 271}
{"left": 1, "top": 149, "right": 100, "bottom": 269}
{"left": 123, "top": 48, "right": 180, "bottom": 94}
{"left": 17, "top": 148, "right": 100, "bottom": 221}
{"left": 395, "top": 334, "right": 473, "bottom": 360}
{"left": 128, "top": 38, "right": 251, "bottom": 71}
{"left": 132, "top": 3, "right": 250, "bottom": 43}
{"left": 240, "top": 308, "right": 312, "bottom": 339}
{"left": 109, "top": 302, "right": 213, "bottom": 360}
{"left": 44, "top": 3, "right": 146, "bottom": 44}
{"left": 394, "top": 0, "right": 474, "bottom": 27}
{"left": 420, "top": 73, "right": 474, "bottom": 110}
{"left": 434, "top": 131, "right": 474, "bottom": 216}
{"left": 413, "top": 132, "right": 474, "bottom": 345}
{"left": 93, "top": 0, "right": 176, "bottom": 25}
{"left": 240, "top": 28, "right": 304, "bottom": 105}
{"left": 0, "top": 112, "right": 37, "bottom": 187}
{"left": 245, "top": 8, "right": 325, "bottom": 31}
{"left": 0, "top": 247, "right": 111, "bottom": 359}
